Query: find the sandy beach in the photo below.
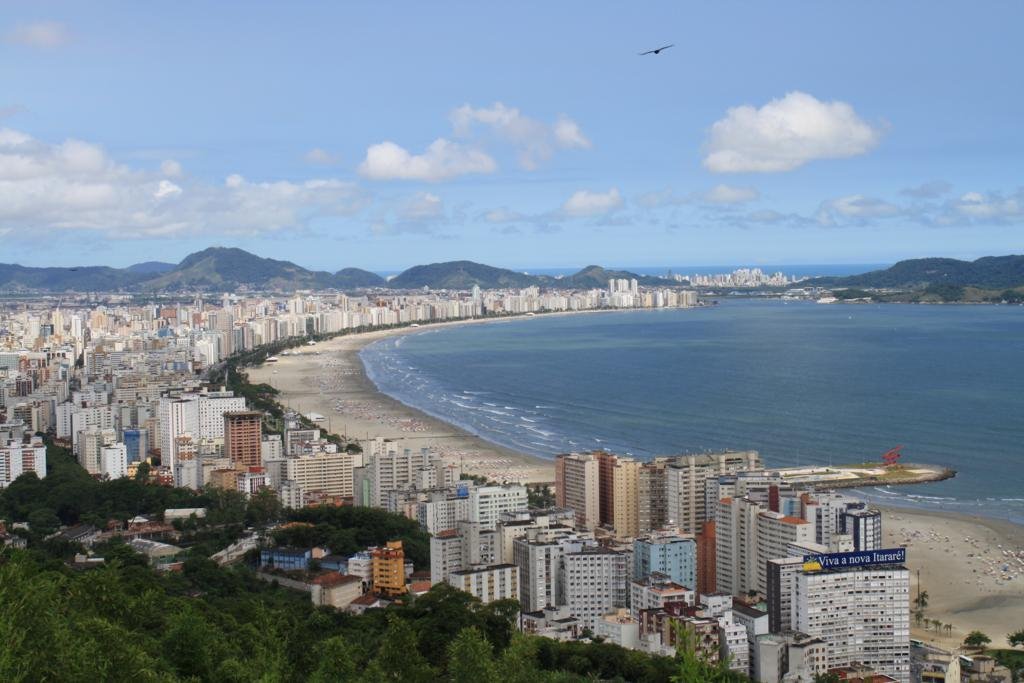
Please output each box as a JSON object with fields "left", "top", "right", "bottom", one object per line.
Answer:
{"left": 247, "top": 319, "right": 556, "bottom": 484}
{"left": 881, "top": 505, "right": 1024, "bottom": 649}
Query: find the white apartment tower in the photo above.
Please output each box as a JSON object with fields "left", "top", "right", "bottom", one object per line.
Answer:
{"left": 794, "top": 565, "right": 911, "bottom": 683}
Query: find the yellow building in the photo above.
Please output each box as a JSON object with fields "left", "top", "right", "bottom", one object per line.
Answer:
{"left": 371, "top": 540, "right": 407, "bottom": 596}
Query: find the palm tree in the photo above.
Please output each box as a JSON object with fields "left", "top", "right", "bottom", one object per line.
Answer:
{"left": 915, "top": 590, "right": 930, "bottom": 610}
{"left": 913, "top": 610, "right": 924, "bottom": 628}
{"left": 945, "top": 623, "right": 953, "bottom": 637}
{"left": 931, "top": 619, "right": 942, "bottom": 633}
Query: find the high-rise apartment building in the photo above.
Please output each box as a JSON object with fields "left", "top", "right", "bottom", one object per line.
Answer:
{"left": 448, "top": 564, "right": 518, "bottom": 604}
{"left": 514, "top": 527, "right": 596, "bottom": 612}
{"left": 224, "top": 411, "right": 262, "bottom": 468}
{"left": 665, "top": 451, "right": 762, "bottom": 535}
{"left": 560, "top": 548, "right": 629, "bottom": 631}
{"left": 794, "top": 564, "right": 911, "bottom": 682}
{"left": 469, "top": 484, "right": 529, "bottom": 530}
{"left": 755, "top": 512, "right": 814, "bottom": 595}
{"left": 715, "top": 496, "right": 764, "bottom": 597}
{"left": 284, "top": 450, "right": 355, "bottom": 504}
{"left": 100, "top": 443, "right": 128, "bottom": 480}
{"left": 0, "top": 437, "right": 46, "bottom": 488}
{"left": 371, "top": 540, "right": 408, "bottom": 596}
{"left": 555, "top": 452, "right": 600, "bottom": 530}
{"left": 355, "top": 443, "right": 452, "bottom": 508}
{"left": 633, "top": 533, "right": 697, "bottom": 589}
{"left": 696, "top": 520, "right": 717, "bottom": 595}
{"left": 429, "top": 521, "right": 498, "bottom": 585}
{"left": 638, "top": 460, "right": 668, "bottom": 532}
{"left": 611, "top": 457, "right": 642, "bottom": 538}
{"left": 840, "top": 507, "right": 882, "bottom": 552}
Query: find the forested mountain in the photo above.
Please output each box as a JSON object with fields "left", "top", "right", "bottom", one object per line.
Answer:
{"left": 809, "top": 255, "right": 1024, "bottom": 289}
{"left": 0, "top": 248, "right": 668, "bottom": 293}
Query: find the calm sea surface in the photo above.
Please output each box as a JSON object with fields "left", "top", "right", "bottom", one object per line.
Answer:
{"left": 361, "top": 301, "right": 1024, "bottom": 523}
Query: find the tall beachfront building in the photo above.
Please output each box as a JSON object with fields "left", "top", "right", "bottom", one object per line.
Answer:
{"left": 354, "top": 438, "right": 455, "bottom": 508}
{"left": 555, "top": 452, "right": 600, "bottom": 530}
{"left": 793, "top": 564, "right": 911, "bottom": 682}
{"left": 840, "top": 507, "right": 883, "bottom": 551}
{"left": 665, "top": 451, "right": 762, "bottom": 535}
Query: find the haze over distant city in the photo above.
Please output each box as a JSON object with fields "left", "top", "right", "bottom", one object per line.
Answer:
{"left": 2, "top": 2, "right": 1022, "bottom": 270}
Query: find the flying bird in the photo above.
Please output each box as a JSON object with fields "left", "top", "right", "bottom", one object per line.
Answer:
{"left": 639, "top": 44, "right": 674, "bottom": 56}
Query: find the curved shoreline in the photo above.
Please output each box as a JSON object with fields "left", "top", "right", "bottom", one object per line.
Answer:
{"left": 248, "top": 312, "right": 1024, "bottom": 640}
{"left": 248, "top": 314, "right": 570, "bottom": 484}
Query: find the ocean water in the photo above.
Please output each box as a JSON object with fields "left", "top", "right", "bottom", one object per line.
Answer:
{"left": 360, "top": 301, "right": 1024, "bottom": 523}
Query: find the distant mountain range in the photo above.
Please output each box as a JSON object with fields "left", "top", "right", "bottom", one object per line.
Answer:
{"left": 808, "top": 255, "right": 1024, "bottom": 290}
{"left": 0, "top": 247, "right": 673, "bottom": 293}
{"left": 4, "top": 249, "right": 1019, "bottom": 295}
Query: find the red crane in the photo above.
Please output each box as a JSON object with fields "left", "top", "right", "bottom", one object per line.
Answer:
{"left": 882, "top": 445, "right": 903, "bottom": 467}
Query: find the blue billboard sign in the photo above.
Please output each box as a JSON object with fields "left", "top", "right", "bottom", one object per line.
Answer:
{"left": 456, "top": 483, "right": 469, "bottom": 499}
{"left": 802, "top": 547, "right": 906, "bottom": 572}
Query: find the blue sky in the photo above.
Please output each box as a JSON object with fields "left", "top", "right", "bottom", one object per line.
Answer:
{"left": 1, "top": 1, "right": 1021, "bottom": 271}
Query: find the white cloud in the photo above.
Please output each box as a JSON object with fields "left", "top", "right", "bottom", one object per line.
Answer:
{"left": 827, "top": 195, "right": 901, "bottom": 218}
{"left": 397, "top": 192, "right": 444, "bottom": 221}
{"left": 950, "top": 190, "right": 1023, "bottom": 221}
{"left": 703, "top": 91, "right": 882, "bottom": 173}
{"left": 361, "top": 103, "right": 589, "bottom": 180}
{"left": 450, "top": 102, "right": 590, "bottom": 169}
{"left": 154, "top": 180, "right": 182, "bottom": 200}
{"left": 553, "top": 115, "right": 591, "bottom": 149}
{"left": 304, "top": 148, "right": 338, "bottom": 165}
{"left": 358, "top": 139, "right": 496, "bottom": 182}
{"left": 814, "top": 195, "right": 901, "bottom": 226}
{"left": 0, "top": 127, "right": 367, "bottom": 238}
{"left": 160, "top": 159, "right": 183, "bottom": 178}
{"left": 5, "top": 21, "right": 70, "bottom": 48}
{"left": 562, "top": 188, "right": 623, "bottom": 217}
{"left": 702, "top": 184, "right": 760, "bottom": 204}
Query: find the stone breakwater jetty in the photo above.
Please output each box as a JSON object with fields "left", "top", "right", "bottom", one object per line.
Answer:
{"left": 774, "top": 462, "right": 956, "bottom": 491}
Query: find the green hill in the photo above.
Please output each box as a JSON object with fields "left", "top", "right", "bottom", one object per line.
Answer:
{"left": 559, "top": 265, "right": 670, "bottom": 289}
{"left": 810, "top": 255, "right": 1024, "bottom": 290}
{"left": 386, "top": 260, "right": 540, "bottom": 289}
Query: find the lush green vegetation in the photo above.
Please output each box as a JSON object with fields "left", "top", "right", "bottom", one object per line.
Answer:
{"left": 831, "top": 288, "right": 878, "bottom": 301}
{"left": 0, "top": 442, "right": 214, "bottom": 538}
{"left": 964, "top": 630, "right": 992, "bottom": 647}
{"left": 527, "top": 483, "right": 556, "bottom": 509}
{"left": 273, "top": 505, "right": 430, "bottom": 568}
{"left": 0, "top": 545, "right": 715, "bottom": 682}
{"left": 1008, "top": 629, "right": 1024, "bottom": 648}
{"left": 810, "top": 255, "right": 1024, "bottom": 290}
{"left": 0, "top": 438, "right": 746, "bottom": 681}
{"left": 919, "top": 283, "right": 966, "bottom": 302}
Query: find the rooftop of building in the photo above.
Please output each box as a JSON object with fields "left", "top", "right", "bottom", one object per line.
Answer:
{"left": 451, "top": 563, "right": 517, "bottom": 575}
{"left": 310, "top": 571, "right": 361, "bottom": 587}
{"left": 730, "top": 601, "right": 768, "bottom": 619}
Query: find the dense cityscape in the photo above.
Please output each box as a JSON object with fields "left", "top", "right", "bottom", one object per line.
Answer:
{"left": 3, "top": 278, "right": 1016, "bottom": 682}
{"left": 3, "top": 3, "right": 1023, "bottom": 681}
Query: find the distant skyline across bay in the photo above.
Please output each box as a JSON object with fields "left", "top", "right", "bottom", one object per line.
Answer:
{"left": 2, "top": 2, "right": 1022, "bottom": 269}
